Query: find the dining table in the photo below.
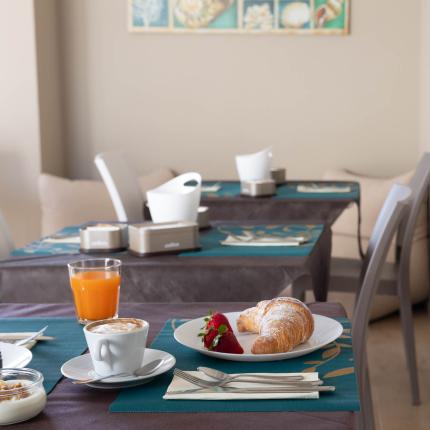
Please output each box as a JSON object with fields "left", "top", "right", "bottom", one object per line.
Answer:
{"left": 0, "top": 221, "right": 334, "bottom": 303}
{"left": 200, "top": 180, "right": 363, "bottom": 257}
{"left": 0, "top": 301, "right": 358, "bottom": 430}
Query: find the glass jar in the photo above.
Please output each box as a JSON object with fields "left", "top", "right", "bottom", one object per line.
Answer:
{"left": 0, "top": 368, "right": 47, "bottom": 425}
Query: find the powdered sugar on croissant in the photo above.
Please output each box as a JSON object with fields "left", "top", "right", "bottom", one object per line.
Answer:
{"left": 237, "top": 297, "right": 314, "bottom": 354}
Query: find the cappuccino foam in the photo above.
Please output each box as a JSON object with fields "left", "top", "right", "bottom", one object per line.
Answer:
{"left": 88, "top": 318, "right": 143, "bottom": 334}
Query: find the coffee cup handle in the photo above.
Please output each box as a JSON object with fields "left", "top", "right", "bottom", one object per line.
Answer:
{"left": 93, "top": 339, "right": 112, "bottom": 368}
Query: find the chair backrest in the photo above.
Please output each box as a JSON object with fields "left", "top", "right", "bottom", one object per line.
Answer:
{"left": 358, "top": 153, "right": 430, "bottom": 283}
{"left": 353, "top": 184, "right": 412, "bottom": 430}
{"left": 0, "top": 210, "right": 14, "bottom": 259}
{"left": 94, "top": 152, "right": 144, "bottom": 222}
{"left": 397, "top": 152, "right": 430, "bottom": 280}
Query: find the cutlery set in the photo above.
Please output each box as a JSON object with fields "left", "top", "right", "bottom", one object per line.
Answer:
{"left": 170, "top": 367, "right": 335, "bottom": 395}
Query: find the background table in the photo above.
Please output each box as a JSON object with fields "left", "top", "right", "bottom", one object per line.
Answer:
{"left": 201, "top": 180, "right": 359, "bottom": 223}
{"left": 0, "top": 224, "right": 332, "bottom": 303}
{"left": 201, "top": 180, "right": 363, "bottom": 257}
{"left": 1, "top": 302, "right": 356, "bottom": 430}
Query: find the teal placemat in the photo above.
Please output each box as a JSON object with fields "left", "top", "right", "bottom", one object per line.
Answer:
{"left": 202, "top": 181, "right": 359, "bottom": 201}
{"left": 110, "top": 317, "right": 359, "bottom": 413}
{"left": 11, "top": 226, "right": 82, "bottom": 257}
{"left": 0, "top": 318, "right": 87, "bottom": 393}
{"left": 180, "top": 224, "right": 323, "bottom": 257}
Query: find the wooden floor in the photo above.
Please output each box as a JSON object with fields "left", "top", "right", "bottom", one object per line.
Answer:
{"left": 367, "top": 306, "right": 430, "bottom": 430}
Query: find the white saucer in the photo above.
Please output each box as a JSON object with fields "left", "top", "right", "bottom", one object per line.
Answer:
{"left": 0, "top": 342, "right": 32, "bottom": 368}
{"left": 61, "top": 348, "right": 175, "bottom": 389}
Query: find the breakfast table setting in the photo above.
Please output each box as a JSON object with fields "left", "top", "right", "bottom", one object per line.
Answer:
{"left": 0, "top": 301, "right": 359, "bottom": 430}
{"left": 0, "top": 149, "right": 363, "bottom": 428}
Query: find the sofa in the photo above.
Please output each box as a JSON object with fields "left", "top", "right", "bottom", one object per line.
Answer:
{"left": 38, "top": 168, "right": 175, "bottom": 236}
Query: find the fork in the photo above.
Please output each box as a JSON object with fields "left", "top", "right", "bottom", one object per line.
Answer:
{"left": 173, "top": 369, "right": 322, "bottom": 388}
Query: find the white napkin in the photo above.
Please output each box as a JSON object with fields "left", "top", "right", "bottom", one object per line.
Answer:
{"left": 163, "top": 371, "right": 319, "bottom": 400}
{"left": 221, "top": 235, "right": 305, "bottom": 247}
{"left": 42, "top": 236, "right": 80, "bottom": 244}
{"left": 0, "top": 343, "right": 32, "bottom": 367}
{"left": 297, "top": 184, "right": 351, "bottom": 193}
{"left": 201, "top": 184, "right": 221, "bottom": 193}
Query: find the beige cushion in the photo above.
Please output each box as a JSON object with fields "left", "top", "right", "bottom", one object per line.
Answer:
{"left": 39, "top": 168, "right": 175, "bottom": 235}
{"left": 322, "top": 169, "right": 417, "bottom": 239}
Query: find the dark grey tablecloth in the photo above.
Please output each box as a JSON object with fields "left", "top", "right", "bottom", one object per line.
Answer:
{"left": 201, "top": 181, "right": 358, "bottom": 224}
{"left": 0, "top": 226, "right": 332, "bottom": 303}
{"left": 203, "top": 198, "right": 351, "bottom": 225}
{"left": 0, "top": 301, "right": 356, "bottom": 430}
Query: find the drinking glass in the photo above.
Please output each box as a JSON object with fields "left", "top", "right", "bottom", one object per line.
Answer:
{"left": 68, "top": 258, "right": 121, "bottom": 324}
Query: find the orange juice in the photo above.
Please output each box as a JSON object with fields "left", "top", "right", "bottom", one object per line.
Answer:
{"left": 70, "top": 271, "right": 120, "bottom": 322}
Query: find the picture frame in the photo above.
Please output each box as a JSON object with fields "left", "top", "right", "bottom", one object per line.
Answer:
{"left": 128, "top": 0, "right": 350, "bottom": 34}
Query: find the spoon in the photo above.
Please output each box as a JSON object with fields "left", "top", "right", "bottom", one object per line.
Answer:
{"left": 198, "top": 366, "right": 305, "bottom": 383}
{"left": 15, "top": 326, "right": 49, "bottom": 346}
{"left": 73, "top": 358, "right": 164, "bottom": 385}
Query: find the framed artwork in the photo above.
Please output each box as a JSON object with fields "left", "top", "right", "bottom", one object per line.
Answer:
{"left": 128, "top": 0, "right": 350, "bottom": 34}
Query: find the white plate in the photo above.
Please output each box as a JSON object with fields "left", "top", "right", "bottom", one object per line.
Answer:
{"left": 61, "top": 348, "right": 175, "bottom": 388}
{"left": 174, "top": 312, "right": 343, "bottom": 362}
{"left": 0, "top": 342, "right": 33, "bottom": 368}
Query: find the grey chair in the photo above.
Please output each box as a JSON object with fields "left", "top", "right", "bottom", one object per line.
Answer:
{"left": 94, "top": 152, "right": 144, "bottom": 222}
{"left": 352, "top": 184, "right": 412, "bottom": 430}
{"left": 294, "top": 153, "right": 430, "bottom": 405}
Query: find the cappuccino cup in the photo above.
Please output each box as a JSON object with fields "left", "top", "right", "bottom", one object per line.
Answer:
{"left": 84, "top": 318, "right": 149, "bottom": 377}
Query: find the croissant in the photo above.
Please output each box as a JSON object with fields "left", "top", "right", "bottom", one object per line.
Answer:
{"left": 237, "top": 297, "right": 314, "bottom": 354}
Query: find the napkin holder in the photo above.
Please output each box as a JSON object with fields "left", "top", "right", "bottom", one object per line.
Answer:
{"left": 197, "top": 206, "right": 210, "bottom": 229}
{"left": 128, "top": 222, "right": 199, "bottom": 256}
{"left": 80, "top": 224, "right": 128, "bottom": 253}
{"left": 270, "top": 167, "right": 286, "bottom": 185}
{"left": 240, "top": 179, "right": 276, "bottom": 197}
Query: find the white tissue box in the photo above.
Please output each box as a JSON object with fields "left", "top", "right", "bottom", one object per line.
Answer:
{"left": 240, "top": 179, "right": 276, "bottom": 197}
{"left": 80, "top": 224, "right": 128, "bottom": 253}
{"left": 270, "top": 167, "right": 286, "bottom": 184}
{"left": 128, "top": 222, "right": 199, "bottom": 256}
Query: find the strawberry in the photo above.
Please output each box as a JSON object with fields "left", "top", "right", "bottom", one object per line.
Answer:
{"left": 212, "top": 328, "right": 244, "bottom": 354}
{"left": 198, "top": 312, "right": 243, "bottom": 354}
{"left": 206, "top": 312, "right": 233, "bottom": 333}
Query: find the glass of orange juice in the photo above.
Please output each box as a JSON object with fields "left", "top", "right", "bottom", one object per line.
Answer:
{"left": 68, "top": 258, "right": 121, "bottom": 324}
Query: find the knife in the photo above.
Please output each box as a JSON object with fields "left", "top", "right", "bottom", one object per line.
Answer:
{"left": 167, "top": 385, "right": 335, "bottom": 395}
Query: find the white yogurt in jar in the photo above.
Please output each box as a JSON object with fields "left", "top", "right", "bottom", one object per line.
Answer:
{"left": 0, "top": 380, "right": 47, "bottom": 425}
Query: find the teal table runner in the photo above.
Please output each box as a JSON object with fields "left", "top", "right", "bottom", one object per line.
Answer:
{"left": 12, "top": 224, "right": 323, "bottom": 258}
{"left": 180, "top": 224, "right": 323, "bottom": 257}
{"left": 202, "top": 181, "right": 359, "bottom": 201}
{"left": 0, "top": 318, "right": 87, "bottom": 393}
{"left": 11, "top": 225, "right": 128, "bottom": 258}
{"left": 11, "top": 226, "right": 82, "bottom": 257}
{"left": 110, "top": 318, "right": 359, "bottom": 413}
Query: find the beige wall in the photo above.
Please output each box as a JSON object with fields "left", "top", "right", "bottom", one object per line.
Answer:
{"left": 59, "top": 0, "right": 421, "bottom": 181}
{"left": 0, "top": 0, "right": 65, "bottom": 246}
{"left": 0, "top": 0, "right": 42, "bottom": 246}
{"left": 420, "top": 0, "right": 430, "bottom": 154}
{"left": 34, "top": 0, "right": 66, "bottom": 177}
